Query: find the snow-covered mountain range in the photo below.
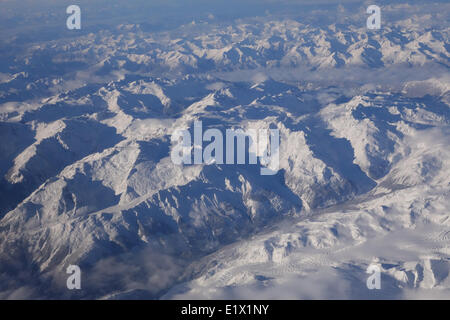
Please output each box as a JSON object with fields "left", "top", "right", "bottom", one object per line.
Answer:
{"left": 0, "top": 1, "right": 449, "bottom": 299}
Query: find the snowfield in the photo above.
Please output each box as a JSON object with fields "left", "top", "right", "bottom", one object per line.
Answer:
{"left": 0, "top": 1, "right": 449, "bottom": 299}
